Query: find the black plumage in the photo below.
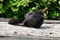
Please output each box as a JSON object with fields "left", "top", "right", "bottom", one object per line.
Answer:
{"left": 8, "top": 7, "right": 48, "bottom": 28}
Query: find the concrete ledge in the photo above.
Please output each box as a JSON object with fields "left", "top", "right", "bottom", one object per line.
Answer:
{"left": 0, "top": 22, "right": 60, "bottom": 37}
{"left": 44, "top": 20, "right": 60, "bottom": 24}
{"left": 0, "top": 36, "right": 60, "bottom": 40}
{"left": 0, "top": 18, "right": 60, "bottom": 40}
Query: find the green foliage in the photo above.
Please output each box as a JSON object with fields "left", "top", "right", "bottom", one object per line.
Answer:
{"left": 0, "top": 0, "right": 60, "bottom": 20}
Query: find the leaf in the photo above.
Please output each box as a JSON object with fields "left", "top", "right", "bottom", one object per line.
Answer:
{"left": 0, "top": 0, "right": 3, "bottom": 1}
{"left": 0, "top": 4, "right": 2, "bottom": 9}
{"left": 58, "top": 1, "right": 60, "bottom": 5}
{"left": 20, "top": 0, "right": 29, "bottom": 7}
{"left": 0, "top": 11, "right": 2, "bottom": 13}
{"left": 9, "top": 0, "right": 17, "bottom": 6}
{"left": 11, "top": 6, "right": 19, "bottom": 12}
{"left": 54, "top": 11, "right": 59, "bottom": 17}
{"left": 52, "top": 0, "right": 57, "bottom": 3}
{"left": 0, "top": 4, "right": 9, "bottom": 13}
{"left": 13, "top": 16, "right": 18, "bottom": 19}
{"left": 42, "top": 0, "right": 47, "bottom": 2}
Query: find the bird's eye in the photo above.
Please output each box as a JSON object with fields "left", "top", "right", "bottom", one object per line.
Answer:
{"left": 29, "top": 13, "right": 32, "bottom": 15}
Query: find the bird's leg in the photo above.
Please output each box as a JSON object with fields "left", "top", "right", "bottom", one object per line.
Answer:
{"left": 18, "top": 18, "right": 28, "bottom": 26}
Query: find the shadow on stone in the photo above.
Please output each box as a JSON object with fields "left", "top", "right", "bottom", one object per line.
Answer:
{"left": 40, "top": 26, "right": 53, "bottom": 29}
{"left": 0, "top": 36, "right": 11, "bottom": 38}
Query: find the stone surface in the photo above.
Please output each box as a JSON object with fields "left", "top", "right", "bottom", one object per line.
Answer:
{"left": 0, "top": 22, "right": 60, "bottom": 37}
{"left": 0, "top": 36, "right": 60, "bottom": 40}
{"left": 0, "top": 18, "right": 60, "bottom": 40}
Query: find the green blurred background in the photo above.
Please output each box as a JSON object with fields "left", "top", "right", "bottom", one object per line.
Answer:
{"left": 0, "top": 0, "right": 60, "bottom": 20}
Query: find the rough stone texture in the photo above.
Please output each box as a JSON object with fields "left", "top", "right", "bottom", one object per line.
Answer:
{"left": 0, "top": 21, "right": 60, "bottom": 37}
{"left": 0, "top": 36, "right": 60, "bottom": 40}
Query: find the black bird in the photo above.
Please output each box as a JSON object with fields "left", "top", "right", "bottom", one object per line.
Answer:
{"left": 8, "top": 7, "right": 48, "bottom": 28}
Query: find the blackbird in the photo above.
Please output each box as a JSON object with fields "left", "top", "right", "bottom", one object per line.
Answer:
{"left": 8, "top": 7, "right": 48, "bottom": 28}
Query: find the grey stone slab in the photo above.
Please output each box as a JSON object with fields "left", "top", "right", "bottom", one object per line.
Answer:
{"left": 44, "top": 20, "right": 60, "bottom": 24}
{"left": 0, "top": 18, "right": 60, "bottom": 40}
{"left": 0, "top": 18, "right": 11, "bottom": 22}
{"left": 0, "top": 36, "right": 60, "bottom": 40}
